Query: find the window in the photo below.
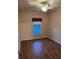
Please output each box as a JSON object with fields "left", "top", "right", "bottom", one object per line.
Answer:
{"left": 32, "top": 18, "right": 42, "bottom": 36}
{"left": 33, "top": 21, "right": 41, "bottom": 35}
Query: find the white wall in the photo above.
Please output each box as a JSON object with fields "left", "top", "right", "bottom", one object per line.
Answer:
{"left": 19, "top": 11, "right": 49, "bottom": 40}
{"left": 48, "top": 7, "right": 61, "bottom": 44}
{"left": 18, "top": 8, "right": 61, "bottom": 44}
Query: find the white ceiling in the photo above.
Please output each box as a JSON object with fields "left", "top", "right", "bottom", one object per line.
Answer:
{"left": 18, "top": 0, "right": 61, "bottom": 12}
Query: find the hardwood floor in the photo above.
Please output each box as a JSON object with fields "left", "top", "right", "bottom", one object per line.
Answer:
{"left": 20, "top": 38, "right": 61, "bottom": 59}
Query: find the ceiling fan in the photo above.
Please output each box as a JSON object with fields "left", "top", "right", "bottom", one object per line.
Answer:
{"left": 26, "top": 0, "right": 60, "bottom": 12}
{"left": 40, "top": 1, "right": 52, "bottom": 12}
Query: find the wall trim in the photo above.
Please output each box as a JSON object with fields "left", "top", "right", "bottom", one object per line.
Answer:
{"left": 21, "top": 36, "right": 48, "bottom": 41}
{"left": 49, "top": 37, "right": 61, "bottom": 44}
{"left": 21, "top": 36, "right": 61, "bottom": 45}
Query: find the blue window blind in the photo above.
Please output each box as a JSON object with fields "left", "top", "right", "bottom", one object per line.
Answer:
{"left": 33, "top": 21, "right": 41, "bottom": 36}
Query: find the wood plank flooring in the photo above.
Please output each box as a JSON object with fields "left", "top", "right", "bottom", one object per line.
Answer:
{"left": 20, "top": 38, "right": 61, "bottom": 59}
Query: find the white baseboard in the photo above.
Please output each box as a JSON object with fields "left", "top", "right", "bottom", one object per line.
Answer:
{"left": 21, "top": 36, "right": 61, "bottom": 44}
{"left": 49, "top": 37, "right": 61, "bottom": 44}
{"left": 21, "top": 36, "right": 48, "bottom": 41}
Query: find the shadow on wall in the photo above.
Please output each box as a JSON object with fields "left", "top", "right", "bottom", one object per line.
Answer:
{"left": 49, "top": 27, "right": 61, "bottom": 44}
{"left": 53, "top": 27, "right": 61, "bottom": 42}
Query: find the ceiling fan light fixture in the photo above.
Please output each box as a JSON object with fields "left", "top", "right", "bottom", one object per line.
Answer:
{"left": 41, "top": 5, "right": 48, "bottom": 12}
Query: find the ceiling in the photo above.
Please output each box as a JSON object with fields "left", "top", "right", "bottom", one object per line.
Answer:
{"left": 18, "top": 0, "right": 61, "bottom": 12}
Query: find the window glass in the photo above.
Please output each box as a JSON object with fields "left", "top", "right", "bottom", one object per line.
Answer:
{"left": 33, "top": 21, "right": 41, "bottom": 36}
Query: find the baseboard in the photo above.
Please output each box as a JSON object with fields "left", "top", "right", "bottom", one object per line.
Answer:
{"left": 21, "top": 36, "right": 48, "bottom": 41}
{"left": 21, "top": 36, "right": 61, "bottom": 45}
{"left": 49, "top": 37, "right": 61, "bottom": 44}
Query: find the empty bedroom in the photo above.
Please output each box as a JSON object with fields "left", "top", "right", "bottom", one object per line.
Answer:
{"left": 18, "top": 0, "right": 61, "bottom": 59}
